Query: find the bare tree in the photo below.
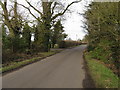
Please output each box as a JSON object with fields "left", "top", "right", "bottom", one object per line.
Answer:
{"left": 18, "top": 0, "right": 81, "bottom": 51}
{"left": 0, "top": 0, "right": 23, "bottom": 52}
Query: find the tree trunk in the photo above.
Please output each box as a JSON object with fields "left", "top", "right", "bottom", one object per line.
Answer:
{"left": 42, "top": 2, "right": 52, "bottom": 52}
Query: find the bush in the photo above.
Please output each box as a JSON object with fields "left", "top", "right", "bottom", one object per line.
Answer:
{"left": 58, "top": 40, "right": 81, "bottom": 48}
{"left": 84, "top": 52, "right": 119, "bottom": 88}
{"left": 88, "top": 39, "right": 119, "bottom": 69}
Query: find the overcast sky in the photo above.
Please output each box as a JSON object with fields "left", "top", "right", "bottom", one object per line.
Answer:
{"left": 62, "top": 0, "right": 91, "bottom": 40}
{"left": 6, "top": 0, "right": 92, "bottom": 40}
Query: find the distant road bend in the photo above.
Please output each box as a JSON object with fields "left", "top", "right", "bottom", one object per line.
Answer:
{"left": 2, "top": 45, "right": 95, "bottom": 88}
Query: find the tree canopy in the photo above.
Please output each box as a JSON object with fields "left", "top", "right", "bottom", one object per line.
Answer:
{"left": 84, "top": 2, "right": 120, "bottom": 70}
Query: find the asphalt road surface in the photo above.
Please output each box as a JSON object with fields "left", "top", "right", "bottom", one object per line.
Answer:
{"left": 2, "top": 45, "right": 95, "bottom": 88}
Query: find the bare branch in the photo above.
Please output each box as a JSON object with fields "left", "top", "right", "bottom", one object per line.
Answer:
{"left": 17, "top": 3, "right": 42, "bottom": 23}
{"left": 25, "top": 0, "right": 43, "bottom": 16}
{"left": 0, "top": 12, "right": 5, "bottom": 17}
{"left": 51, "top": 2, "right": 57, "bottom": 15}
{"left": 51, "top": 1, "right": 81, "bottom": 20}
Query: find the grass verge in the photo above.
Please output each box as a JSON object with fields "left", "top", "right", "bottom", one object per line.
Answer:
{"left": 84, "top": 52, "right": 119, "bottom": 88}
{"left": 1, "top": 51, "right": 60, "bottom": 74}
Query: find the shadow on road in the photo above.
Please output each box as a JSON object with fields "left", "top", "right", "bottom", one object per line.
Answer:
{"left": 82, "top": 55, "right": 96, "bottom": 88}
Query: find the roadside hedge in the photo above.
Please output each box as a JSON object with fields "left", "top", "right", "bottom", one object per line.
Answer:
{"left": 59, "top": 40, "right": 81, "bottom": 48}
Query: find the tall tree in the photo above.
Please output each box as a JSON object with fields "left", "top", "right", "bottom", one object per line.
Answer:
{"left": 51, "top": 20, "right": 66, "bottom": 48}
{"left": 0, "top": 0, "right": 23, "bottom": 52}
{"left": 22, "top": 23, "right": 31, "bottom": 49}
{"left": 85, "top": 2, "right": 120, "bottom": 69}
{"left": 18, "top": 0, "right": 81, "bottom": 52}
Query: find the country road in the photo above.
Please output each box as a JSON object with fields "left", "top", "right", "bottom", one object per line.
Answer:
{"left": 2, "top": 45, "right": 95, "bottom": 88}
